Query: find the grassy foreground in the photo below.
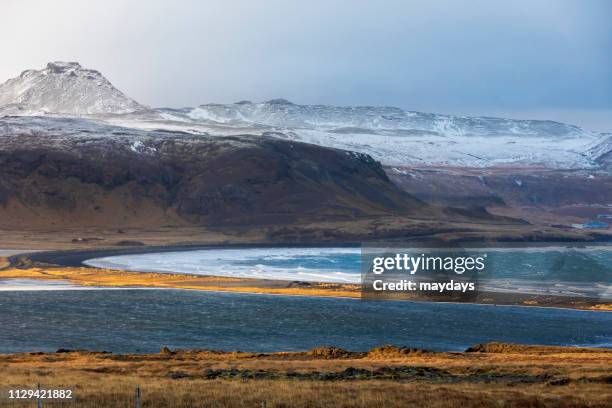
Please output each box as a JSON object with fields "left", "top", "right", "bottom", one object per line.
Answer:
{"left": 0, "top": 343, "right": 610, "bottom": 407}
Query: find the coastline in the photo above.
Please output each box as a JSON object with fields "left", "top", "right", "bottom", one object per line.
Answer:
{"left": 14, "top": 240, "right": 612, "bottom": 268}
{"left": 2, "top": 243, "right": 611, "bottom": 311}
{"left": 13, "top": 242, "right": 362, "bottom": 267}
{"left": 1, "top": 264, "right": 610, "bottom": 311}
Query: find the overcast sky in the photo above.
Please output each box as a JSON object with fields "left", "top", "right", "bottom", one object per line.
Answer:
{"left": 2, "top": 0, "right": 611, "bottom": 131}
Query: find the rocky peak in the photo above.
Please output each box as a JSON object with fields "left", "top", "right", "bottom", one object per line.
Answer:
{"left": 0, "top": 61, "right": 147, "bottom": 115}
{"left": 45, "top": 61, "right": 82, "bottom": 73}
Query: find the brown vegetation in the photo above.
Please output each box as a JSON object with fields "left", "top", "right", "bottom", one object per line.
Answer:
{"left": 0, "top": 131, "right": 434, "bottom": 230}
{"left": 0, "top": 343, "right": 610, "bottom": 407}
{"left": 0, "top": 265, "right": 362, "bottom": 298}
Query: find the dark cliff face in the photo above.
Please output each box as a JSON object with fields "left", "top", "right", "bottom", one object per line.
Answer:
{"left": 0, "top": 117, "right": 428, "bottom": 228}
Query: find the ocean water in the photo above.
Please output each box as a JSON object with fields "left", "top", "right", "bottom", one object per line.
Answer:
{"left": 0, "top": 289, "right": 610, "bottom": 354}
{"left": 85, "top": 247, "right": 612, "bottom": 299}
{"left": 86, "top": 247, "right": 363, "bottom": 283}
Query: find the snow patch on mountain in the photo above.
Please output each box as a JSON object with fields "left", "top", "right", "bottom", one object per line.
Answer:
{"left": 103, "top": 100, "right": 606, "bottom": 169}
{"left": 0, "top": 62, "right": 147, "bottom": 115}
{"left": 162, "top": 100, "right": 594, "bottom": 139}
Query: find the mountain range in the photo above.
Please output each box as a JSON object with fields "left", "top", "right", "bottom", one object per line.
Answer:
{"left": 0, "top": 62, "right": 610, "bottom": 238}
{"left": 1, "top": 61, "right": 609, "bottom": 170}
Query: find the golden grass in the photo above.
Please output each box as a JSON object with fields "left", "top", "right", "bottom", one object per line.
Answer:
{"left": 3, "top": 378, "right": 611, "bottom": 408}
{"left": 465, "top": 342, "right": 611, "bottom": 354}
{"left": 0, "top": 345, "right": 610, "bottom": 407}
{"left": 0, "top": 266, "right": 362, "bottom": 298}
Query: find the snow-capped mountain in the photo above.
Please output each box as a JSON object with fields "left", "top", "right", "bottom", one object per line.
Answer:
{"left": 167, "top": 99, "right": 590, "bottom": 138}
{"left": 0, "top": 62, "right": 146, "bottom": 115}
{"left": 1, "top": 62, "right": 609, "bottom": 170}
{"left": 111, "top": 100, "right": 605, "bottom": 169}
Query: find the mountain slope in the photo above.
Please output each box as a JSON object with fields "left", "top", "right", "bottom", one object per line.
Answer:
{"left": 0, "top": 62, "right": 146, "bottom": 115}
{"left": 0, "top": 116, "right": 435, "bottom": 228}
{"left": 591, "top": 135, "right": 612, "bottom": 170}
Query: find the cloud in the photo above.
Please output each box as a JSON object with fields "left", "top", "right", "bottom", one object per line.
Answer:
{"left": 1, "top": 0, "right": 610, "bottom": 130}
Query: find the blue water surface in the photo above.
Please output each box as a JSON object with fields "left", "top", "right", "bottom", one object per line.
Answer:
{"left": 0, "top": 289, "right": 609, "bottom": 354}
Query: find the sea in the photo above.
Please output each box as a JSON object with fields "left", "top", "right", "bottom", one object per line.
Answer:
{"left": 0, "top": 246, "right": 610, "bottom": 354}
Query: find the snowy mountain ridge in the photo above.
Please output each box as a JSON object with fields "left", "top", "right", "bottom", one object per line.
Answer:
{"left": 170, "top": 99, "right": 593, "bottom": 139}
{"left": 0, "top": 62, "right": 609, "bottom": 169}
{"left": 131, "top": 101, "right": 605, "bottom": 169}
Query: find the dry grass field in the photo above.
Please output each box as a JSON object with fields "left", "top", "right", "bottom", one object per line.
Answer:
{"left": 0, "top": 343, "right": 610, "bottom": 407}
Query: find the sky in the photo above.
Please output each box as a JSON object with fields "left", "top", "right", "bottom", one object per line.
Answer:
{"left": 1, "top": 0, "right": 611, "bottom": 132}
